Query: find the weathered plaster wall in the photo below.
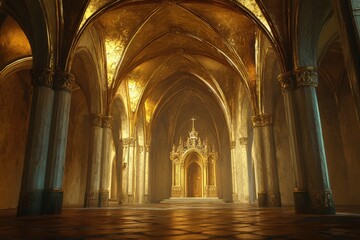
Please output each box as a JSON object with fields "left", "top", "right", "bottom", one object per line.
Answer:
{"left": 0, "top": 70, "right": 32, "bottom": 209}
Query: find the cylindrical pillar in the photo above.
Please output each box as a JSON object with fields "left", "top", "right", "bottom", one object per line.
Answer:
{"left": 127, "top": 138, "right": 135, "bottom": 204}
{"left": 252, "top": 116, "right": 268, "bottom": 207}
{"left": 261, "top": 117, "right": 281, "bottom": 207}
{"left": 230, "top": 141, "right": 238, "bottom": 201}
{"left": 84, "top": 114, "right": 103, "bottom": 207}
{"left": 294, "top": 67, "right": 335, "bottom": 214}
{"left": 121, "top": 138, "right": 129, "bottom": 204}
{"left": 43, "top": 71, "right": 74, "bottom": 214}
{"left": 144, "top": 145, "right": 150, "bottom": 203}
{"left": 238, "top": 137, "right": 250, "bottom": 204}
{"left": 99, "top": 115, "right": 112, "bottom": 207}
{"left": 17, "top": 68, "right": 55, "bottom": 216}
{"left": 278, "top": 71, "right": 309, "bottom": 213}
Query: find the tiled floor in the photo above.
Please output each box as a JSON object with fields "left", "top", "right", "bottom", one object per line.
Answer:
{"left": 0, "top": 204, "right": 360, "bottom": 239}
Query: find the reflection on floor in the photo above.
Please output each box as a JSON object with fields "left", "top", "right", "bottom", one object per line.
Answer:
{"left": 1, "top": 204, "right": 360, "bottom": 239}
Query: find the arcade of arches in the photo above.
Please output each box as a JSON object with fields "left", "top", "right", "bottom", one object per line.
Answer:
{"left": 1, "top": 0, "right": 360, "bottom": 218}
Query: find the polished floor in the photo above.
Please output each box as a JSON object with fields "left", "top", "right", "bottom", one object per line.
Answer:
{"left": 0, "top": 204, "right": 360, "bottom": 239}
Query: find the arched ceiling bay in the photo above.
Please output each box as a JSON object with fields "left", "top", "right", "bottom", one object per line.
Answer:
{"left": 78, "top": 0, "right": 265, "bottom": 125}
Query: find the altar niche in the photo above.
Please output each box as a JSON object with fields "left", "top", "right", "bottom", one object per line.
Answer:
{"left": 170, "top": 118, "right": 218, "bottom": 198}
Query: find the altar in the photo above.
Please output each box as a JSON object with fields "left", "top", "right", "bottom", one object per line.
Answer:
{"left": 169, "top": 118, "right": 218, "bottom": 198}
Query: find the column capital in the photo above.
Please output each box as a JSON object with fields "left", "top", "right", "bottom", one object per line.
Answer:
{"left": 294, "top": 67, "right": 318, "bottom": 88}
{"left": 30, "top": 67, "right": 54, "bottom": 88}
{"left": 252, "top": 114, "right": 272, "bottom": 127}
{"left": 102, "top": 115, "right": 113, "bottom": 128}
{"left": 230, "top": 141, "right": 236, "bottom": 149}
{"left": 277, "top": 71, "right": 295, "bottom": 92}
{"left": 54, "top": 71, "right": 75, "bottom": 92}
{"left": 91, "top": 114, "right": 103, "bottom": 127}
{"left": 239, "top": 137, "right": 248, "bottom": 145}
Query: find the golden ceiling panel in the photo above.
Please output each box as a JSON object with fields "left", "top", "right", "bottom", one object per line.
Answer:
{"left": 80, "top": 0, "right": 113, "bottom": 30}
{"left": 235, "top": 0, "right": 272, "bottom": 35}
{"left": 0, "top": 17, "right": 31, "bottom": 70}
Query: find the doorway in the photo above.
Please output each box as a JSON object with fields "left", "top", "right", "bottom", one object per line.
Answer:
{"left": 187, "top": 162, "right": 202, "bottom": 197}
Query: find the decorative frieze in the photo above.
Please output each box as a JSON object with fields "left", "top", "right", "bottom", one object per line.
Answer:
{"left": 30, "top": 68, "right": 54, "bottom": 88}
{"left": 239, "top": 137, "right": 248, "bottom": 146}
{"left": 294, "top": 67, "right": 318, "bottom": 88}
{"left": 54, "top": 71, "right": 74, "bottom": 92}
{"left": 252, "top": 114, "right": 272, "bottom": 127}
{"left": 277, "top": 71, "right": 295, "bottom": 92}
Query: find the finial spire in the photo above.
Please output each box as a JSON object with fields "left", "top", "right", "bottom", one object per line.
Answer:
{"left": 191, "top": 117, "right": 196, "bottom": 130}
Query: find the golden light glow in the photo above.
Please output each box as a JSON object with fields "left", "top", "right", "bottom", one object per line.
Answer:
{"left": 128, "top": 77, "right": 143, "bottom": 112}
{"left": 236, "top": 0, "right": 272, "bottom": 36}
{"left": 145, "top": 99, "right": 155, "bottom": 123}
{"left": 105, "top": 37, "right": 124, "bottom": 87}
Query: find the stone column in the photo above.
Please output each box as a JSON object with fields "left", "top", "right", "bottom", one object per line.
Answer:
{"left": 144, "top": 145, "right": 150, "bottom": 203}
{"left": 294, "top": 67, "right": 335, "bottom": 214}
{"left": 17, "top": 68, "right": 54, "bottom": 216}
{"left": 137, "top": 146, "right": 145, "bottom": 203}
{"left": 252, "top": 117, "right": 268, "bottom": 207}
{"left": 84, "top": 114, "right": 103, "bottom": 207}
{"left": 121, "top": 138, "right": 129, "bottom": 204}
{"left": 278, "top": 71, "right": 309, "bottom": 213}
{"left": 99, "top": 116, "right": 112, "bottom": 207}
{"left": 127, "top": 138, "right": 135, "bottom": 204}
{"left": 257, "top": 115, "right": 281, "bottom": 207}
{"left": 238, "top": 137, "right": 250, "bottom": 204}
{"left": 230, "top": 141, "right": 238, "bottom": 201}
{"left": 43, "top": 71, "right": 74, "bottom": 214}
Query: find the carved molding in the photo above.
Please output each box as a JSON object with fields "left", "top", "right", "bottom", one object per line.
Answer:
{"left": 239, "top": 137, "right": 248, "bottom": 145}
{"left": 252, "top": 114, "right": 272, "bottom": 127}
{"left": 277, "top": 71, "right": 295, "bottom": 92}
{"left": 102, "top": 115, "right": 113, "bottom": 128}
{"left": 54, "top": 71, "right": 74, "bottom": 92}
{"left": 294, "top": 67, "right": 318, "bottom": 88}
{"left": 91, "top": 114, "right": 103, "bottom": 127}
{"left": 30, "top": 68, "right": 54, "bottom": 88}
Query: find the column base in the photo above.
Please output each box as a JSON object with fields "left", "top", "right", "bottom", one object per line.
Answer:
{"left": 258, "top": 192, "right": 268, "bottom": 207}
{"left": 17, "top": 190, "right": 43, "bottom": 216}
{"left": 42, "top": 189, "right": 63, "bottom": 214}
{"left": 144, "top": 194, "right": 149, "bottom": 203}
{"left": 84, "top": 192, "right": 99, "bottom": 208}
{"left": 99, "top": 191, "right": 109, "bottom": 207}
{"left": 128, "top": 194, "right": 134, "bottom": 204}
{"left": 232, "top": 193, "right": 238, "bottom": 202}
{"left": 309, "top": 189, "right": 336, "bottom": 214}
{"left": 293, "top": 190, "right": 311, "bottom": 214}
{"left": 268, "top": 192, "right": 282, "bottom": 207}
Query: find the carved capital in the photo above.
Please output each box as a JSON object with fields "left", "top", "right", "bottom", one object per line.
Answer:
{"left": 129, "top": 137, "right": 135, "bottom": 147}
{"left": 102, "top": 115, "right": 113, "bottom": 128}
{"left": 252, "top": 114, "right": 272, "bottom": 127}
{"left": 294, "top": 67, "right": 318, "bottom": 88}
{"left": 277, "top": 71, "right": 295, "bottom": 92}
{"left": 54, "top": 71, "right": 74, "bottom": 92}
{"left": 310, "top": 189, "right": 335, "bottom": 214}
{"left": 30, "top": 68, "right": 54, "bottom": 88}
{"left": 239, "top": 137, "right": 248, "bottom": 145}
{"left": 91, "top": 114, "right": 103, "bottom": 127}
